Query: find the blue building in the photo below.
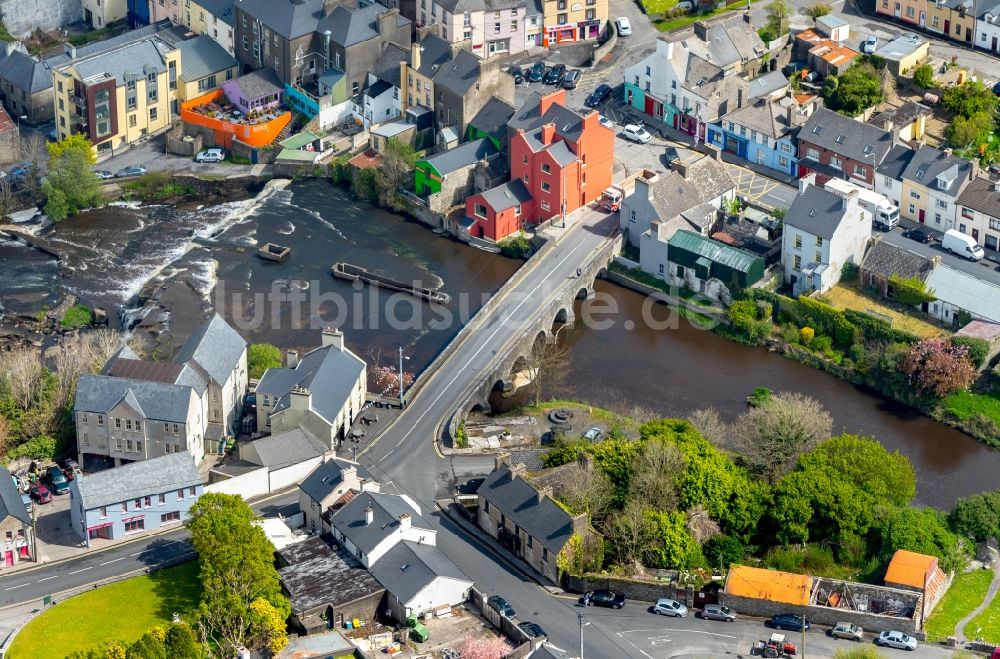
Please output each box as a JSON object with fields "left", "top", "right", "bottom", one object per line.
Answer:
{"left": 70, "top": 452, "right": 203, "bottom": 544}
{"left": 707, "top": 93, "right": 821, "bottom": 178}
{"left": 127, "top": 0, "right": 150, "bottom": 26}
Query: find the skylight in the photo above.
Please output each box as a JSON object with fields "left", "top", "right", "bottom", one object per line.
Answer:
{"left": 835, "top": 134, "right": 846, "bottom": 144}
{"left": 812, "top": 125, "right": 823, "bottom": 134}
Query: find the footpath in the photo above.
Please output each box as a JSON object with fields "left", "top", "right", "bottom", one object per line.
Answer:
{"left": 956, "top": 563, "right": 1000, "bottom": 643}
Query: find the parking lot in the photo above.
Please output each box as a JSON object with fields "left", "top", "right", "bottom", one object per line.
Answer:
{"left": 28, "top": 490, "right": 85, "bottom": 566}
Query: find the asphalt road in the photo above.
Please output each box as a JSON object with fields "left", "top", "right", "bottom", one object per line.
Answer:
{"left": 882, "top": 223, "right": 1000, "bottom": 286}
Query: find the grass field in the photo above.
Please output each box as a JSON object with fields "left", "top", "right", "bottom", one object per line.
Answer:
{"left": 9, "top": 562, "right": 202, "bottom": 659}
{"left": 923, "top": 569, "right": 994, "bottom": 642}
{"left": 653, "top": 0, "right": 762, "bottom": 31}
{"left": 941, "top": 391, "right": 1000, "bottom": 426}
{"left": 640, "top": 0, "right": 678, "bottom": 13}
{"left": 822, "top": 284, "right": 946, "bottom": 339}
{"left": 968, "top": 576, "right": 1000, "bottom": 644}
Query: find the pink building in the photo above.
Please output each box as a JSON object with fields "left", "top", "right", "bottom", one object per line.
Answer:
{"left": 426, "top": 0, "right": 528, "bottom": 58}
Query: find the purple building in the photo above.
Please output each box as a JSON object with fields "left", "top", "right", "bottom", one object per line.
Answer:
{"left": 222, "top": 68, "right": 284, "bottom": 116}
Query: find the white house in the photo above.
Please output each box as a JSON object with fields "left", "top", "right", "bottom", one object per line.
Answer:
{"left": 783, "top": 174, "right": 872, "bottom": 296}
{"left": 977, "top": 3, "right": 1000, "bottom": 54}
{"left": 427, "top": 0, "right": 528, "bottom": 58}
{"left": 352, "top": 43, "right": 406, "bottom": 130}
{"left": 875, "top": 144, "right": 915, "bottom": 208}
{"left": 298, "top": 456, "right": 380, "bottom": 534}
{"left": 256, "top": 328, "right": 366, "bottom": 450}
{"left": 957, "top": 175, "right": 1000, "bottom": 252}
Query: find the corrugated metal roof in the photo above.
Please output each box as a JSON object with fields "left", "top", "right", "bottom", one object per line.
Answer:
{"left": 926, "top": 265, "right": 1000, "bottom": 323}
{"left": 667, "top": 229, "right": 761, "bottom": 274}
{"left": 725, "top": 565, "right": 811, "bottom": 605}
{"left": 884, "top": 550, "right": 936, "bottom": 589}
{"left": 176, "top": 35, "right": 236, "bottom": 83}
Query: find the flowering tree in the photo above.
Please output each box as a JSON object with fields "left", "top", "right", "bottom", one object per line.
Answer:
{"left": 369, "top": 365, "right": 414, "bottom": 398}
{"left": 899, "top": 338, "right": 977, "bottom": 398}
{"left": 458, "top": 634, "right": 513, "bottom": 659}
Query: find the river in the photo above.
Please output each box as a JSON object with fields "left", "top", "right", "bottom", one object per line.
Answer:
{"left": 3, "top": 179, "right": 998, "bottom": 508}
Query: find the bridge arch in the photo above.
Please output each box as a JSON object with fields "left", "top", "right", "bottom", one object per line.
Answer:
{"left": 554, "top": 306, "right": 574, "bottom": 325}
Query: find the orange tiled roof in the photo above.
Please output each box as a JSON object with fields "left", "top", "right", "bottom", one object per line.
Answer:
{"left": 725, "top": 565, "right": 811, "bottom": 606}
{"left": 884, "top": 550, "right": 937, "bottom": 589}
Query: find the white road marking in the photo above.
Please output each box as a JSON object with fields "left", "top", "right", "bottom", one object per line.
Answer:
{"left": 100, "top": 557, "right": 126, "bottom": 565}
{"left": 68, "top": 567, "right": 93, "bottom": 575}
{"left": 616, "top": 632, "right": 654, "bottom": 659}
{"left": 4, "top": 583, "right": 28, "bottom": 590}
{"left": 618, "top": 627, "right": 738, "bottom": 639}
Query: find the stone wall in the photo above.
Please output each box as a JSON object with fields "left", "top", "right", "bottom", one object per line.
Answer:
{"left": 0, "top": 0, "right": 82, "bottom": 37}
{"left": 589, "top": 20, "right": 617, "bottom": 66}
{"left": 165, "top": 124, "right": 202, "bottom": 158}
{"left": 428, "top": 163, "right": 477, "bottom": 213}
{"left": 563, "top": 574, "right": 696, "bottom": 606}
{"left": 719, "top": 591, "right": 921, "bottom": 635}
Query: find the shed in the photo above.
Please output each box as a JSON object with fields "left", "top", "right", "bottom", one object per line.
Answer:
{"left": 667, "top": 230, "right": 766, "bottom": 288}
{"left": 883, "top": 549, "right": 949, "bottom": 617}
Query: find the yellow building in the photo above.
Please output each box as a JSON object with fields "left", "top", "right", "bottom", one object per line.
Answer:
{"left": 926, "top": 0, "right": 975, "bottom": 44}
{"left": 177, "top": 0, "right": 236, "bottom": 56}
{"left": 52, "top": 35, "right": 181, "bottom": 157}
{"left": 400, "top": 37, "right": 445, "bottom": 115}
{"left": 175, "top": 35, "right": 239, "bottom": 102}
{"left": 83, "top": 0, "right": 127, "bottom": 28}
{"left": 542, "top": 0, "right": 609, "bottom": 46}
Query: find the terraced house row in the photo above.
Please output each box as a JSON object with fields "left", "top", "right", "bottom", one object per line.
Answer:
{"left": 875, "top": 0, "right": 1000, "bottom": 54}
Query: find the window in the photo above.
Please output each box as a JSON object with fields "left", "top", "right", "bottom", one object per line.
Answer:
{"left": 806, "top": 148, "right": 819, "bottom": 160}
{"left": 197, "top": 75, "right": 217, "bottom": 92}
{"left": 128, "top": 114, "right": 137, "bottom": 128}
{"left": 494, "top": 22, "right": 500, "bottom": 32}
{"left": 962, "top": 207, "right": 974, "bottom": 219}
{"left": 936, "top": 199, "right": 948, "bottom": 209}
{"left": 126, "top": 79, "right": 137, "bottom": 111}
{"left": 135, "top": 421, "right": 141, "bottom": 432}
{"left": 816, "top": 235, "right": 823, "bottom": 247}
{"left": 143, "top": 496, "right": 151, "bottom": 508}
{"left": 658, "top": 263, "right": 664, "bottom": 275}
{"left": 932, "top": 15, "right": 939, "bottom": 26}
{"left": 908, "top": 203, "right": 916, "bottom": 214}
{"left": 169, "top": 60, "right": 177, "bottom": 90}
{"left": 116, "top": 439, "right": 123, "bottom": 451}
{"left": 542, "top": 547, "right": 548, "bottom": 561}
{"left": 558, "top": 12, "right": 567, "bottom": 22}
{"left": 541, "top": 163, "right": 551, "bottom": 173}
{"left": 126, "top": 419, "right": 132, "bottom": 431}
{"left": 794, "top": 234, "right": 802, "bottom": 249}
{"left": 177, "top": 489, "right": 184, "bottom": 500}
{"left": 161, "top": 511, "right": 181, "bottom": 524}
{"left": 511, "top": 20, "right": 517, "bottom": 30}
{"left": 243, "top": 35, "right": 248, "bottom": 51}
{"left": 149, "top": 107, "right": 158, "bottom": 122}
{"left": 778, "top": 155, "right": 789, "bottom": 168}
{"left": 910, "top": 190, "right": 921, "bottom": 199}
{"left": 935, "top": 213, "right": 942, "bottom": 224}
{"left": 172, "top": 424, "right": 179, "bottom": 434}
{"left": 586, "top": 9, "right": 595, "bottom": 18}
{"left": 58, "top": 98, "right": 64, "bottom": 111}
{"left": 99, "top": 506, "right": 107, "bottom": 518}
{"left": 474, "top": 203, "right": 488, "bottom": 218}
{"left": 541, "top": 182, "right": 551, "bottom": 191}
{"left": 134, "top": 498, "right": 142, "bottom": 509}
{"left": 81, "top": 413, "right": 88, "bottom": 423}
{"left": 189, "top": 486, "right": 197, "bottom": 496}
{"left": 540, "top": 200, "right": 550, "bottom": 211}
{"left": 126, "top": 440, "right": 133, "bottom": 452}
{"left": 793, "top": 254, "right": 802, "bottom": 269}
{"left": 854, "top": 165, "right": 866, "bottom": 177}
{"left": 814, "top": 251, "right": 822, "bottom": 263}
{"left": 830, "top": 155, "right": 842, "bottom": 170}
{"left": 83, "top": 433, "right": 89, "bottom": 447}
{"left": 159, "top": 493, "right": 166, "bottom": 505}
{"left": 136, "top": 440, "right": 143, "bottom": 453}
{"left": 906, "top": 5, "right": 914, "bottom": 16}
{"left": 991, "top": 217, "right": 1000, "bottom": 231}
{"left": 780, "top": 142, "right": 792, "bottom": 153}
{"left": 147, "top": 72, "right": 158, "bottom": 103}
{"left": 124, "top": 518, "right": 145, "bottom": 533}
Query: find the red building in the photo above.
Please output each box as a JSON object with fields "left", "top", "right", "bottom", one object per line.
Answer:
{"left": 463, "top": 90, "right": 613, "bottom": 240}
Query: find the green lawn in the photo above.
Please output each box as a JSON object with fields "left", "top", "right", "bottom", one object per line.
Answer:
{"left": 924, "top": 569, "right": 994, "bottom": 642}
{"left": 653, "top": 0, "right": 762, "bottom": 31}
{"left": 968, "top": 579, "right": 1000, "bottom": 644}
{"left": 941, "top": 391, "right": 1000, "bottom": 426}
{"left": 9, "top": 562, "right": 202, "bottom": 659}
{"left": 640, "top": 0, "right": 678, "bottom": 12}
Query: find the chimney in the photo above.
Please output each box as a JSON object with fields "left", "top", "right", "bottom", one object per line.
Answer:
{"left": 321, "top": 327, "right": 344, "bottom": 350}
{"left": 289, "top": 386, "right": 310, "bottom": 410}
{"left": 943, "top": 147, "right": 953, "bottom": 156}
{"left": 364, "top": 505, "right": 374, "bottom": 525}
{"left": 705, "top": 144, "right": 722, "bottom": 161}
{"left": 285, "top": 349, "right": 299, "bottom": 368}
{"left": 583, "top": 110, "right": 599, "bottom": 130}
{"left": 377, "top": 8, "right": 399, "bottom": 38}
{"left": 64, "top": 43, "right": 77, "bottom": 59}
{"left": 798, "top": 172, "right": 817, "bottom": 193}
{"left": 323, "top": 0, "right": 339, "bottom": 17}
{"left": 675, "top": 161, "right": 689, "bottom": 178}
{"left": 398, "top": 512, "right": 411, "bottom": 531}
{"left": 538, "top": 90, "right": 565, "bottom": 117}
{"left": 494, "top": 451, "right": 512, "bottom": 468}
{"left": 534, "top": 485, "right": 553, "bottom": 504}
{"left": 694, "top": 21, "right": 708, "bottom": 40}
{"left": 509, "top": 463, "right": 527, "bottom": 480}
{"left": 323, "top": 29, "right": 331, "bottom": 56}
{"left": 410, "top": 42, "right": 421, "bottom": 72}
{"left": 540, "top": 123, "right": 555, "bottom": 145}
{"left": 970, "top": 159, "right": 979, "bottom": 181}
{"left": 842, "top": 188, "right": 860, "bottom": 214}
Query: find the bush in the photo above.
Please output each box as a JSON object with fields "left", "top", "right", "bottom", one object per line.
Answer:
{"left": 498, "top": 233, "right": 533, "bottom": 259}
{"left": 840, "top": 262, "right": 859, "bottom": 284}
{"left": 703, "top": 534, "right": 745, "bottom": 569}
{"left": 800, "top": 326, "right": 815, "bottom": 344}
{"left": 889, "top": 273, "right": 936, "bottom": 306}
{"left": 805, "top": 2, "right": 832, "bottom": 17}
{"left": 247, "top": 343, "right": 282, "bottom": 379}
{"left": 913, "top": 64, "right": 935, "bottom": 89}
{"left": 782, "top": 324, "right": 801, "bottom": 344}
{"left": 951, "top": 336, "right": 990, "bottom": 369}
{"left": 811, "top": 335, "right": 833, "bottom": 352}
{"left": 747, "top": 386, "right": 774, "bottom": 407}
{"left": 61, "top": 304, "right": 94, "bottom": 328}
{"left": 7, "top": 435, "right": 57, "bottom": 461}
{"left": 727, "top": 299, "right": 759, "bottom": 336}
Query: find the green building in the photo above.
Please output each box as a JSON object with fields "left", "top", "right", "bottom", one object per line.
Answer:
{"left": 666, "top": 230, "right": 766, "bottom": 290}
{"left": 414, "top": 138, "right": 498, "bottom": 196}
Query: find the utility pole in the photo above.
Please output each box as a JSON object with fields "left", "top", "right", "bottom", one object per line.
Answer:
{"left": 578, "top": 612, "right": 590, "bottom": 659}
{"left": 801, "top": 610, "right": 807, "bottom": 659}
{"left": 398, "top": 346, "right": 405, "bottom": 408}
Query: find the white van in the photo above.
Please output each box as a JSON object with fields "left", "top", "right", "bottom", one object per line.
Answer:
{"left": 942, "top": 229, "right": 985, "bottom": 261}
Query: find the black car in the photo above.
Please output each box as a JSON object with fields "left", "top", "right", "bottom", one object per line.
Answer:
{"left": 769, "top": 613, "right": 810, "bottom": 632}
{"left": 585, "top": 83, "right": 612, "bottom": 108}
{"left": 507, "top": 65, "right": 524, "bottom": 84}
{"left": 487, "top": 595, "right": 516, "bottom": 618}
{"left": 518, "top": 622, "right": 547, "bottom": 638}
{"left": 456, "top": 477, "right": 484, "bottom": 495}
{"left": 582, "top": 590, "right": 625, "bottom": 609}
{"left": 544, "top": 64, "right": 566, "bottom": 85}
{"left": 906, "top": 228, "right": 934, "bottom": 243}
{"left": 561, "top": 69, "right": 581, "bottom": 89}
{"left": 529, "top": 61, "right": 546, "bottom": 82}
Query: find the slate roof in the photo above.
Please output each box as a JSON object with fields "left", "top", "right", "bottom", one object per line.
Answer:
{"left": 176, "top": 35, "right": 237, "bottom": 82}
{"left": 299, "top": 457, "right": 373, "bottom": 503}
{"left": 321, "top": 3, "right": 410, "bottom": 48}
{"left": 686, "top": 16, "right": 767, "bottom": 69}
{"left": 432, "top": 49, "right": 481, "bottom": 96}
{"left": 331, "top": 491, "right": 431, "bottom": 554}
{"left": 645, "top": 155, "right": 734, "bottom": 224}
{"left": 470, "top": 96, "right": 516, "bottom": 142}
{"left": 277, "top": 535, "right": 384, "bottom": 614}
{"left": 478, "top": 462, "right": 575, "bottom": 554}
{"left": 900, "top": 145, "right": 974, "bottom": 198}
{"left": 746, "top": 70, "right": 789, "bottom": 100}
{"left": 173, "top": 313, "right": 246, "bottom": 386}
{"left": 413, "top": 34, "right": 453, "bottom": 77}
{"left": 421, "top": 138, "right": 498, "bottom": 175}
{"left": 0, "top": 467, "right": 30, "bottom": 526}
{"left": 668, "top": 230, "right": 761, "bottom": 274}
{"left": 481, "top": 180, "right": 532, "bottom": 212}
{"left": 877, "top": 144, "right": 916, "bottom": 181}
{"left": 76, "top": 452, "right": 202, "bottom": 510}
{"left": 234, "top": 0, "right": 325, "bottom": 39}
{"left": 799, "top": 107, "right": 893, "bottom": 164}
{"left": 74, "top": 38, "right": 175, "bottom": 87}
{"left": 508, "top": 91, "right": 586, "bottom": 143}
{"left": 869, "top": 102, "right": 933, "bottom": 132}
{"left": 366, "top": 79, "right": 392, "bottom": 99}
{"left": 195, "top": 0, "right": 236, "bottom": 25}
{"left": 861, "top": 239, "right": 934, "bottom": 280}
{"left": 240, "top": 427, "right": 327, "bottom": 469}
{"left": 958, "top": 175, "right": 1000, "bottom": 217}
{"left": 371, "top": 42, "right": 408, "bottom": 88}
{"left": 75, "top": 374, "right": 195, "bottom": 422}
{"left": 0, "top": 51, "right": 51, "bottom": 94}
{"left": 256, "top": 340, "right": 365, "bottom": 427}
{"left": 436, "top": 0, "right": 521, "bottom": 12}
{"left": 926, "top": 265, "right": 1000, "bottom": 323}
{"left": 368, "top": 540, "right": 471, "bottom": 604}
{"left": 105, "top": 359, "right": 185, "bottom": 384}
{"left": 524, "top": 137, "right": 576, "bottom": 166}
{"left": 785, "top": 184, "right": 852, "bottom": 240}
{"left": 723, "top": 97, "right": 800, "bottom": 140}
{"left": 229, "top": 68, "right": 283, "bottom": 101}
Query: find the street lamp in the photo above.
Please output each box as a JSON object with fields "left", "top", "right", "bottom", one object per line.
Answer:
{"left": 16, "top": 114, "right": 26, "bottom": 128}
{"left": 398, "top": 346, "right": 410, "bottom": 408}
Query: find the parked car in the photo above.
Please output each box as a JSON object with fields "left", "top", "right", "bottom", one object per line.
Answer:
{"left": 561, "top": 69, "right": 581, "bottom": 89}
{"left": 700, "top": 604, "right": 736, "bottom": 622}
{"left": 616, "top": 16, "right": 632, "bottom": 36}
{"left": 529, "top": 61, "right": 546, "bottom": 83}
{"left": 94, "top": 170, "right": 114, "bottom": 180}
{"left": 942, "top": 228, "right": 985, "bottom": 260}
{"left": 586, "top": 83, "right": 612, "bottom": 108}
{"left": 598, "top": 115, "right": 614, "bottom": 130}
{"left": 876, "top": 631, "right": 917, "bottom": 651}
{"left": 622, "top": 124, "right": 651, "bottom": 143}
{"left": 487, "top": 595, "right": 516, "bottom": 618}
{"left": 456, "top": 477, "right": 484, "bottom": 495}
{"left": 195, "top": 148, "right": 226, "bottom": 163}
{"left": 29, "top": 483, "right": 52, "bottom": 504}
{"left": 993, "top": 80, "right": 1000, "bottom": 97}
{"left": 862, "top": 35, "right": 878, "bottom": 54}
{"left": 769, "top": 613, "right": 810, "bottom": 632}
{"left": 582, "top": 590, "right": 625, "bottom": 609}
{"left": 115, "top": 165, "right": 147, "bottom": 178}
{"left": 905, "top": 228, "right": 933, "bottom": 243}
{"left": 676, "top": 0, "right": 693, "bottom": 9}
{"left": 507, "top": 65, "right": 524, "bottom": 84}
{"left": 544, "top": 64, "right": 566, "bottom": 85}
{"left": 830, "top": 622, "right": 864, "bottom": 641}
{"left": 518, "top": 622, "right": 547, "bottom": 638}
{"left": 46, "top": 465, "right": 70, "bottom": 495}
{"left": 651, "top": 598, "right": 687, "bottom": 617}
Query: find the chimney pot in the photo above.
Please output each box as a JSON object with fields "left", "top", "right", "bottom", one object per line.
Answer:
{"left": 540, "top": 123, "right": 555, "bottom": 145}
{"left": 364, "top": 505, "right": 374, "bottom": 525}
{"left": 285, "top": 349, "right": 299, "bottom": 368}
{"left": 535, "top": 485, "right": 552, "bottom": 504}
{"left": 321, "top": 327, "right": 345, "bottom": 350}
{"left": 398, "top": 512, "right": 411, "bottom": 531}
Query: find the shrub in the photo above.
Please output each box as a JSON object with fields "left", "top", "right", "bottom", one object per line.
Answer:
{"left": 498, "top": 233, "right": 533, "bottom": 259}
{"left": 7, "top": 435, "right": 57, "bottom": 461}
{"left": 951, "top": 336, "right": 990, "bottom": 369}
{"left": 888, "top": 273, "right": 936, "bottom": 306}
{"left": 800, "top": 327, "right": 815, "bottom": 344}
{"left": 727, "top": 299, "right": 759, "bottom": 336}
{"left": 782, "top": 325, "right": 801, "bottom": 344}
{"left": 61, "top": 304, "right": 94, "bottom": 328}
{"left": 454, "top": 421, "right": 469, "bottom": 449}
{"left": 901, "top": 338, "right": 978, "bottom": 398}
{"left": 811, "top": 335, "right": 833, "bottom": 352}
{"left": 913, "top": 63, "right": 935, "bottom": 89}
{"left": 747, "top": 386, "right": 774, "bottom": 407}
{"left": 247, "top": 343, "right": 282, "bottom": 379}
{"left": 840, "top": 262, "right": 859, "bottom": 284}
{"left": 805, "top": 2, "right": 832, "bottom": 17}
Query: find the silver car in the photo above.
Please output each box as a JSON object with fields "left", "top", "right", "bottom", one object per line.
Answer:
{"left": 876, "top": 630, "right": 917, "bottom": 651}
{"left": 651, "top": 598, "right": 687, "bottom": 617}
{"left": 831, "top": 621, "right": 863, "bottom": 641}
{"left": 700, "top": 604, "right": 736, "bottom": 622}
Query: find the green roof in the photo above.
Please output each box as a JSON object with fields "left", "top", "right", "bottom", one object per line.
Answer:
{"left": 280, "top": 130, "right": 327, "bottom": 150}
{"left": 668, "top": 230, "right": 761, "bottom": 274}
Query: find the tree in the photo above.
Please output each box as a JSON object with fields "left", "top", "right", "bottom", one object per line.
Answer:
{"left": 703, "top": 534, "right": 745, "bottom": 570}
{"left": 42, "top": 134, "right": 100, "bottom": 221}
{"left": 247, "top": 598, "right": 289, "bottom": 655}
{"left": 126, "top": 632, "right": 166, "bottom": 659}
{"left": 948, "top": 491, "right": 1000, "bottom": 541}
{"left": 688, "top": 407, "right": 731, "bottom": 450}
{"left": 247, "top": 343, "right": 282, "bottom": 379}
{"left": 604, "top": 500, "right": 655, "bottom": 568}
{"left": 900, "top": 337, "right": 977, "bottom": 399}
{"left": 629, "top": 437, "right": 684, "bottom": 511}
{"left": 164, "top": 623, "right": 201, "bottom": 659}
{"left": 187, "top": 493, "right": 290, "bottom": 655}
{"left": 727, "top": 298, "right": 759, "bottom": 337}
{"left": 823, "top": 63, "right": 885, "bottom": 116}
{"left": 805, "top": 2, "right": 832, "bottom": 17}
{"left": 877, "top": 506, "right": 966, "bottom": 573}
{"left": 946, "top": 111, "right": 994, "bottom": 148}
{"left": 525, "top": 334, "right": 570, "bottom": 406}
{"left": 0, "top": 175, "right": 13, "bottom": 218}
{"left": 379, "top": 138, "right": 418, "bottom": 210}
{"left": 731, "top": 392, "right": 833, "bottom": 483}
{"left": 942, "top": 80, "right": 999, "bottom": 118}
{"left": 370, "top": 364, "right": 414, "bottom": 399}
{"left": 765, "top": 0, "right": 790, "bottom": 36}
{"left": 457, "top": 635, "right": 514, "bottom": 659}
{"left": 912, "top": 64, "right": 935, "bottom": 89}
{"left": 555, "top": 461, "right": 614, "bottom": 521}
{"left": 644, "top": 510, "right": 703, "bottom": 569}
{"left": 685, "top": 503, "right": 720, "bottom": 544}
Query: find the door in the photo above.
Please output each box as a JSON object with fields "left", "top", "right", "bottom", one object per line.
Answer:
{"left": 645, "top": 95, "right": 655, "bottom": 116}
{"left": 918, "top": 208, "right": 925, "bottom": 223}
{"left": 3, "top": 551, "right": 12, "bottom": 566}
{"left": 972, "top": 228, "right": 980, "bottom": 242}
{"left": 894, "top": 1, "right": 901, "bottom": 16}
{"left": 993, "top": 37, "right": 998, "bottom": 52}
{"left": 944, "top": 20, "right": 950, "bottom": 33}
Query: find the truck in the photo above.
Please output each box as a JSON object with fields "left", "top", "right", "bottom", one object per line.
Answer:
{"left": 823, "top": 179, "right": 900, "bottom": 231}
{"left": 942, "top": 228, "right": 985, "bottom": 261}
{"left": 600, "top": 185, "right": 625, "bottom": 212}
